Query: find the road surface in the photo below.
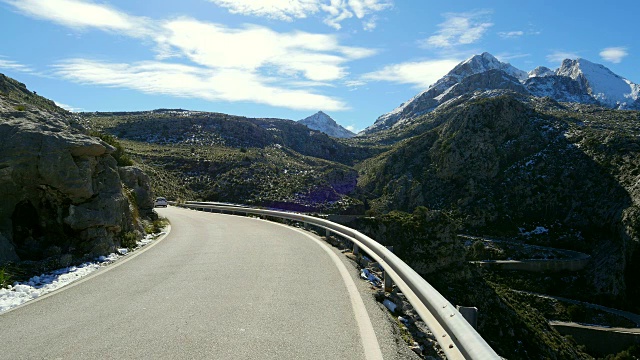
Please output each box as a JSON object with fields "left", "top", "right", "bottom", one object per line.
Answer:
{"left": 0, "top": 206, "right": 397, "bottom": 359}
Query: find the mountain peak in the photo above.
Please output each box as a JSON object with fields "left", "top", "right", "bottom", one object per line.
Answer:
{"left": 557, "top": 57, "right": 639, "bottom": 108}
{"left": 299, "top": 111, "right": 355, "bottom": 138}
{"left": 450, "top": 52, "right": 527, "bottom": 82}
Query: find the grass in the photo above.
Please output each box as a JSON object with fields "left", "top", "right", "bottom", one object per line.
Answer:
{"left": 0, "top": 266, "right": 12, "bottom": 287}
{"left": 145, "top": 217, "right": 169, "bottom": 234}
{"left": 120, "top": 232, "right": 138, "bottom": 249}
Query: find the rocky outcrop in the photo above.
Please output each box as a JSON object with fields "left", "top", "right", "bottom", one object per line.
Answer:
{"left": 119, "top": 166, "right": 156, "bottom": 219}
{"left": 0, "top": 83, "right": 149, "bottom": 264}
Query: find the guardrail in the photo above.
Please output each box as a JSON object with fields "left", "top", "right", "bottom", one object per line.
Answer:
{"left": 171, "top": 201, "right": 500, "bottom": 360}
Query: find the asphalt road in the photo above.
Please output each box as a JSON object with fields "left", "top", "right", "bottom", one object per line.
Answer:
{"left": 0, "top": 206, "right": 387, "bottom": 359}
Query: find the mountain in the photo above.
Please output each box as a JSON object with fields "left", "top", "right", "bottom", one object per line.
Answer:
{"left": 556, "top": 58, "right": 640, "bottom": 109}
{"left": 362, "top": 53, "right": 640, "bottom": 135}
{"left": 299, "top": 111, "right": 355, "bottom": 138}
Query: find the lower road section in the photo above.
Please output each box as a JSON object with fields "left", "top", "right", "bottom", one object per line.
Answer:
{"left": 0, "top": 206, "right": 382, "bottom": 359}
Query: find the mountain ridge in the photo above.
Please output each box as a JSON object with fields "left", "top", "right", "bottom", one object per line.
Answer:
{"left": 362, "top": 53, "right": 639, "bottom": 135}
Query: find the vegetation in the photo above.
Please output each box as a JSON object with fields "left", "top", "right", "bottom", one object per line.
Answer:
{"left": 0, "top": 73, "right": 67, "bottom": 113}
{"left": 76, "top": 94, "right": 640, "bottom": 358}
{"left": 0, "top": 266, "right": 12, "bottom": 288}
{"left": 120, "top": 232, "right": 138, "bottom": 249}
{"left": 145, "top": 217, "right": 169, "bottom": 234}
{"left": 89, "top": 131, "right": 134, "bottom": 166}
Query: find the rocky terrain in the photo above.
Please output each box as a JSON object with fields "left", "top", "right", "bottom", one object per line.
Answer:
{"left": 0, "top": 74, "right": 154, "bottom": 267}
{"left": 82, "top": 110, "right": 380, "bottom": 213}
{"left": 9, "top": 51, "right": 635, "bottom": 358}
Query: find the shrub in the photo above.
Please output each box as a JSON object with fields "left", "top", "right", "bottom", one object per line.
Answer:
{"left": 89, "top": 131, "right": 134, "bottom": 166}
{"left": 121, "top": 232, "right": 138, "bottom": 248}
{"left": 14, "top": 105, "right": 26, "bottom": 111}
{"left": 0, "top": 266, "right": 13, "bottom": 288}
{"left": 145, "top": 218, "right": 169, "bottom": 234}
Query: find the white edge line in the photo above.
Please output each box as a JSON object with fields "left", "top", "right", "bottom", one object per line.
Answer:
{"left": 0, "top": 225, "right": 172, "bottom": 315}
{"left": 269, "top": 221, "right": 384, "bottom": 360}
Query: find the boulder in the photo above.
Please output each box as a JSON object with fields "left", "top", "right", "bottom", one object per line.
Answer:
{"left": 0, "top": 95, "right": 143, "bottom": 264}
{"left": 118, "top": 166, "right": 155, "bottom": 218}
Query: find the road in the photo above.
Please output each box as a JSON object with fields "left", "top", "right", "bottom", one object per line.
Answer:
{"left": 0, "top": 206, "right": 393, "bottom": 359}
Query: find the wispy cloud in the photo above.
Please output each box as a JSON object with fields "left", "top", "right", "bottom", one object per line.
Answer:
{"left": 53, "top": 59, "right": 348, "bottom": 111}
{"left": 158, "top": 19, "right": 375, "bottom": 82}
{"left": 546, "top": 51, "right": 579, "bottom": 63}
{"left": 54, "top": 101, "right": 83, "bottom": 112}
{"left": 498, "top": 30, "right": 523, "bottom": 39}
{"left": 3, "top": 0, "right": 153, "bottom": 37}
{"left": 600, "top": 47, "right": 628, "bottom": 63}
{"left": 496, "top": 52, "right": 530, "bottom": 61}
{"left": 0, "top": 57, "right": 35, "bottom": 73}
{"left": 208, "top": 0, "right": 392, "bottom": 30}
{"left": 422, "top": 11, "right": 493, "bottom": 49}
{"left": 4, "top": 0, "right": 377, "bottom": 111}
{"left": 362, "top": 59, "right": 461, "bottom": 89}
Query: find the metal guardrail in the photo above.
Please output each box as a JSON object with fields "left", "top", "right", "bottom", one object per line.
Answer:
{"left": 171, "top": 201, "right": 500, "bottom": 359}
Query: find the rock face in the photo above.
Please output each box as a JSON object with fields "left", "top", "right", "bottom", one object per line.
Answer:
{"left": 0, "top": 77, "right": 149, "bottom": 263}
{"left": 357, "top": 93, "right": 640, "bottom": 302}
{"left": 119, "top": 166, "right": 156, "bottom": 219}
{"left": 298, "top": 111, "right": 355, "bottom": 138}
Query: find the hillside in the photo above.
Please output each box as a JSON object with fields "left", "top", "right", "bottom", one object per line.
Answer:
{"left": 357, "top": 92, "right": 640, "bottom": 307}
{"left": 82, "top": 110, "right": 378, "bottom": 213}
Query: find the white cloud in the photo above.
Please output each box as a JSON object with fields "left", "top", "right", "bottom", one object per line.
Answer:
{"left": 496, "top": 53, "right": 530, "bottom": 61}
{"left": 546, "top": 51, "right": 579, "bottom": 63}
{"left": 53, "top": 59, "right": 348, "bottom": 111}
{"left": 600, "top": 47, "right": 628, "bottom": 64}
{"left": 362, "top": 59, "right": 460, "bottom": 88}
{"left": 4, "top": 0, "right": 377, "bottom": 111}
{"left": 498, "top": 30, "right": 523, "bottom": 39}
{"left": 423, "top": 11, "right": 493, "bottom": 48}
{"left": 344, "top": 80, "right": 366, "bottom": 87}
{"left": 0, "top": 57, "right": 34, "bottom": 73}
{"left": 208, "top": 0, "right": 392, "bottom": 30}
{"left": 158, "top": 19, "right": 374, "bottom": 82}
{"left": 54, "top": 101, "right": 83, "bottom": 112}
{"left": 3, "top": 0, "right": 152, "bottom": 36}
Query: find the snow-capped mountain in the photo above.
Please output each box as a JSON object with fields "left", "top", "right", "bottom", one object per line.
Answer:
{"left": 362, "top": 52, "right": 640, "bottom": 135}
{"left": 299, "top": 111, "right": 355, "bottom": 138}
{"left": 363, "top": 52, "right": 528, "bottom": 134}
{"left": 528, "top": 66, "right": 555, "bottom": 78}
{"left": 556, "top": 58, "right": 640, "bottom": 109}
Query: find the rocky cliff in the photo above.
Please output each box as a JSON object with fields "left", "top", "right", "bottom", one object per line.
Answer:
{"left": 0, "top": 75, "right": 153, "bottom": 264}
{"left": 357, "top": 92, "right": 640, "bottom": 306}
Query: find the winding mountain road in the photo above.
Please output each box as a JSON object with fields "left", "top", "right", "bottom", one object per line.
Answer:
{"left": 0, "top": 206, "right": 399, "bottom": 359}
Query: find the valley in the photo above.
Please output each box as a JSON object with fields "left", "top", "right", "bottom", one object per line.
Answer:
{"left": 3, "top": 51, "right": 640, "bottom": 359}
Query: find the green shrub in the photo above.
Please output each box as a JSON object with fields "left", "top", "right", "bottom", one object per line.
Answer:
{"left": 145, "top": 218, "right": 169, "bottom": 234}
{"left": 14, "top": 105, "right": 26, "bottom": 111}
{"left": 121, "top": 232, "right": 138, "bottom": 248}
{"left": 89, "top": 131, "right": 134, "bottom": 166}
{"left": 0, "top": 266, "right": 13, "bottom": 287}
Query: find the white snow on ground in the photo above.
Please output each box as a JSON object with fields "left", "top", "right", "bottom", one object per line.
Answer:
{"left": 0, "top": 232, "right": 165, "bottom": 314}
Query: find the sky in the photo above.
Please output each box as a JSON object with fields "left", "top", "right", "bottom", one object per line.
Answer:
{"left": 0, "top": 0, "right": 638, "bottom": 133}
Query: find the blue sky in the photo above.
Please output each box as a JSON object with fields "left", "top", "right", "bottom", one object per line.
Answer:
{"left": 0, "top": 0, "right": 637, "bottom": 132}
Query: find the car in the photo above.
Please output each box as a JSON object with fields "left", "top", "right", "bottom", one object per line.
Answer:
{"left": 154, "top": 197, "right": 168, "bottom": 207}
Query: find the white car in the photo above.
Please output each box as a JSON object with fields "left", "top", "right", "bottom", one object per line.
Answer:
{"left": 154, "top": 197, "right": 168, "bottom": 207}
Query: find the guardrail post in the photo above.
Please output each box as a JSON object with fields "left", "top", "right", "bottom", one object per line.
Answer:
{"left": 304, "top": 222, "right": 309, "bottom": 230}
{"left": 353, "top": 243, "right": 360, "bottom": 255}
{"left": 456, "top": 306, "right": 478, "bottom": 329}
{"left": 326, "top": 229, "right": 331, "bottom": 238}
{"left": 384, "top": 246, "right": 394, "bottom": 292}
